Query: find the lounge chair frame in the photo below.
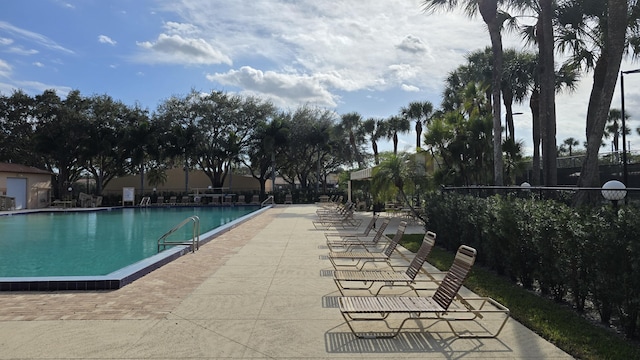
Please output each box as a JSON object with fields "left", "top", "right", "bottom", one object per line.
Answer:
{"left": 338, "top": 245, "right": 510, "bottom": 339}
{"left": 328, "top": 221, "right": 406, "bottom": 269}
{"left": 326, "top": 217, "right": 388, "bottom": 252}
{"left": 333, "top": 231, "right": 439, "bottom": 295}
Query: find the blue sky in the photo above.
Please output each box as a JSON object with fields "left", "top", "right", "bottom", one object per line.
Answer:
{"left": 1, "top": 0, "right": 640, "bottom": 156}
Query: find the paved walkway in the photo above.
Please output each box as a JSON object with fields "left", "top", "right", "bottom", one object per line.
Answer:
{"left": 0, "top": 205, "right": 573, "bottom": 359}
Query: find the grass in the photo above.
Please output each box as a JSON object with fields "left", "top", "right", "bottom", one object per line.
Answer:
{"left": 399, "top": 233, "right": 640, "bottom": 360}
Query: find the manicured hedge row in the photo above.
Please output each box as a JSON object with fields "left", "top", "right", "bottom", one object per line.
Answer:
{"left": 422, "top": 192, "right": 640, "bottom": 338}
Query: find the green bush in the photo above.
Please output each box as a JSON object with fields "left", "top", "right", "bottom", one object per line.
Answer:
{"left": 422, "top": 192, "right": 640, "bottom": 339}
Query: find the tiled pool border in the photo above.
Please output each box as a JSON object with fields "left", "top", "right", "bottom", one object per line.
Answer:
{"left": 0, "top": 205, "right": 270, "bottom": 291}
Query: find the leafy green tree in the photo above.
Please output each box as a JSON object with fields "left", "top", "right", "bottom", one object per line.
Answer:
{"left": 81, "top": 94, "right": 136, "bottom": 195}
{"left": 155, "top": 90, "right": 275, "bottom": 189}
{"left": 32, "top": 89, "right": 89, "bottom": 198}
{"left": 244, "top": 113, "right": 290, "bottom": 198}
{"left": 371, "top": 152, "right": 428, "bottom": 223}
{"left": 146, "top": 166, "right": 168, "bottom": 189}
{"left": 279, "top": 106, "right": 337, "bottom": 189}
{"left": 0, "top": 90, "right": 36, "bottom": 165}
{"left": 424, "top": 82, "right": 494, "bottom": 186}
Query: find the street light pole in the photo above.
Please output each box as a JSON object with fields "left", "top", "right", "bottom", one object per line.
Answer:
{"left": 620, "top": 68, "right": 640, "bottom": 188}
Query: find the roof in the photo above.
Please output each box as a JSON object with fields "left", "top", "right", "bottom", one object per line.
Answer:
{"left": 0, "top": 162, "right": 52, "bottom": 175}
{"left": 350, "top": 167, "right": 374, "bottom": 180}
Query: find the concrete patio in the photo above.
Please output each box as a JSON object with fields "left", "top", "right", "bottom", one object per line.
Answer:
{"left": 0, "top": 204, "right": 573, "bottom": 359}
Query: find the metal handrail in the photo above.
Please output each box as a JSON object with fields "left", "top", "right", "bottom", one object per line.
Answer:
{"left": 157, "top": 215, "right": 200, "bottom": 253}
{"left": 261, "top": 195, "right": 274, "bottom": 207}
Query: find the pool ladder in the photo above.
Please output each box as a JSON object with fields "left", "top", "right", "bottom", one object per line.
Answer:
{"left": 157, "top": 216, "right": 200, "bottom": 253}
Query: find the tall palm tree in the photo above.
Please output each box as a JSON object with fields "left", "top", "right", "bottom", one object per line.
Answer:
{"left": 385, "top": 114, "right": 411, "bottom": 155}
{"left": 558, "top": 0, "right": 636, "bottom": 205}
{"left": 339, "top": 112, "right": 366, "bottom": 168}
{"left": 604, "top": 108, "right": 630, "bottom": 154}
{"left": 362, "top": 117, "right": 388, "bottom": 165}
{"left": 562, "top": 137, "right": 580, "bottom": 157}
{"left": 401, "top": 101, "right": 435, "bottom": 150}
{"left": 502, "top": 49, "right": 537, "bottom": 142}
{"left": 424, "top": 0, "right": 509, "bottom": 186}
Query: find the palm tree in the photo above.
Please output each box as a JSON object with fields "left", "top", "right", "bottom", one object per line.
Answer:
{"left": 370, "top": 153, "right": 427, "bottom": 224}
{"left": 502, "top": 49, "right": 537, "bottom": 142}
{"left": 362, "top": 117, "right": 388, "bottom": 165}
{"left": 604, "top": 108, "right": 631, "bottom": 154}
{"left": 146, "top": 166, "right": 168, "bottom": 189}
{"left": 339, "top": 112, "right": 366, "bottom": 168}
{"left": 562, "top": 137, "right": 580, "bottom": 157}
{"left": 385, "top": 114, "right": 411, "bottom": 155}
{"left": 560, "top": 0, "right": 635, "bottom": 205}
{"left": 401, "top": 101, "right": 434, "bottom": 150}
{"left": 423, "top": 0, "right": 509, "bottom": 186}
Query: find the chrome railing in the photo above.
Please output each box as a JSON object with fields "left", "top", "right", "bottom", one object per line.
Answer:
{"left": 157, "top": 215, "right": 200, "bottom": 253}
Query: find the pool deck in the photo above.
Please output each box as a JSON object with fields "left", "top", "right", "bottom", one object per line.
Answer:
{"left": 0, "top": 205, "right": 573, "bottom": 359}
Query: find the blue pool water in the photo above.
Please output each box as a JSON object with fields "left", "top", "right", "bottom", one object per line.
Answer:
{"left": 0, "top": 206, "right": 258, "bottom": 278}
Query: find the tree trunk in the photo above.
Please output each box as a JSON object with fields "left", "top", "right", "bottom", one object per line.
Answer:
{"left": 574, "top": 0, "right": 628, "bottom": 205}
{"left": 503, "top": 92, "right": 515, "bottom": 141}
{"left": 478, "top": 0, "right": 504, "bottom": 186}
{"left": 530, "top": 89, "right": 541, "bottom": 185}
{"left": 539, "top": 0, "right": 557, "bottom": 186}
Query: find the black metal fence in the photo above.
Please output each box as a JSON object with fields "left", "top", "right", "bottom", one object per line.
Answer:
{"left": 441, "top": 185, "right": 640, "bottom": 206}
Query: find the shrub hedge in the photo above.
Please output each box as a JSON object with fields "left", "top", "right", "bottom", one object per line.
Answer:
{"left": 422, "top": 192, "right": 640, "bottom": 338}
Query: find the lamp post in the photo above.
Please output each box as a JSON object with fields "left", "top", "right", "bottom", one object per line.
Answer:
{"left": 620, "top": 69, "right": 640, "bottom": 188}
{"left": 602, "top": 180, "right": 627, "bottom": 210}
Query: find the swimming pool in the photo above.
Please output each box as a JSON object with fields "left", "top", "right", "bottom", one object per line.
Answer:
{"left": 0, "top": 206, "right": 266, "bottom": 291}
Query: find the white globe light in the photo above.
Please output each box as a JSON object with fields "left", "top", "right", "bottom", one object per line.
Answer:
{"left": 520, "top": 182, "right": 531, "bottom": 187}
{"left": 601, "top": 180, "right": 627, "bottom": 201}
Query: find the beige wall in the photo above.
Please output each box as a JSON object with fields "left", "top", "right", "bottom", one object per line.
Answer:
{"left": 102, "top": 167, "right": 271, "bottom": 195}
{"left": 0, "top": 172, "right": 52, "bottom": 209}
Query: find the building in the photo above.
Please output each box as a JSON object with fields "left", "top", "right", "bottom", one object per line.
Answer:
{"left": 102, "top": 167, "right": 270, "bottom": 197}
{"left": 0, "top": 163, "right": 52, "bottom": 210}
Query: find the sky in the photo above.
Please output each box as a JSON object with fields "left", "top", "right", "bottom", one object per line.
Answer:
{"left": 1, "top": 0, "right": 640, "bottom": 156}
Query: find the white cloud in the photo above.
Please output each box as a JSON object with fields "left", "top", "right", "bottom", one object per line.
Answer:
{"left": 8, "top": 46, "right": 38, "bottom": 55}
{"left": 206, "top": 66, "right": 338, "bottom": 108}
{"left": 33, "top": 62, "right": 44, "bottom": 67}
{"left": 0, "top": 21, "right": 74, "bottom": 54}
{"left": 163, "top": 21, "right": 199, "bottom": 35}
{"left": 401, "top": 84, "right": 420, "bottom": 92}
{"left": 98, "top": 35, "right": 117, "bottom": 46}
{"left": 136, "top": 33, "right": 232, "bottom": 65}
{"left": 396, "top": 35, "right": 428, "bottom": 54}
{"left": 0, "top": 37, "right": 13, "bottom": 46}
{"left": 7, "top": 80, "right": 72, "bottom": 98}
{"left": 0, "top": 59, "right": 11, "bottom": 77}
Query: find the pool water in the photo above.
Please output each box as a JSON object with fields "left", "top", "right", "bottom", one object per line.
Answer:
{"left": 0, "top": 206, "right": 257, "bottom": 277}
